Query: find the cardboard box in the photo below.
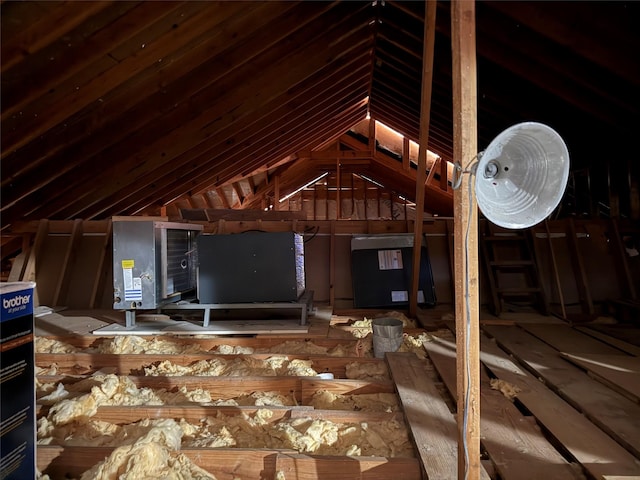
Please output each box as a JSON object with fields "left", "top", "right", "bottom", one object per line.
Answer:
{"left": 1, "top": 282, "right": 36, "bottom": 480}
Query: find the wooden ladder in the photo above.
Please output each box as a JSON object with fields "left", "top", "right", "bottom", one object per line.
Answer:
{"left": 480, "top": 222, "right": 548, "bottom": 316}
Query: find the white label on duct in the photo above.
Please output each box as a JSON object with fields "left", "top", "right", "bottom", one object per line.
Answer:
{"left": 378, "top": 249, "right": 403, "bottom": 270}
{"left": 391, "top": 290, "right": 408, "bottom": 302}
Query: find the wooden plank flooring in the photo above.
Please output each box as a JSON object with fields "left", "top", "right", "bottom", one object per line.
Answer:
{"left": 478, "top": 331, "right": 640, "bottom": 479}
{"left": 34, "top": 310, "right": 640, "bottom": 479}
{"left": 560, "top": 353, "right": 640, "bottom": 403}
{"left": 575, "top": 325, "right": 640, "bottom": 356}
{"left": 520, "top": 323, "right": 631, "bottom": 355}
{"left": 483, "top": 324, "right": 640, "bottom": 458}
{"left": 424, "top": 336, "right": 582, "bottom": 480}
{"left": 386, "top": 352, "right": 485, "bottom": 480}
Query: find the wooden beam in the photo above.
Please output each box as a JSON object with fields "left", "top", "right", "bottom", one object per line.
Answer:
{"left": 608, "top": 218, "right": 637, "bottom": 300}
{"left": 440, "top": 153, "right": 449, "bottom": 191}
{"left": 479, "top": 332, "right": 640, "bottom": 480}
{"left": 426, "top": 156, "right": 439, "bottom": 187}
{"left": 330, "top": 220, "right": 336, "bottom": 307}
{"left": 6, "top": 3, "right": 369, "bottom": 223}
{"left": 202, "top": 192, "right": 214, "bottom": 209}
{"left": 2, "top": 2, "right": 224, "bottom": 155}
{"left": 387, "top": 353, "right": 460, "bottom": 479}
{"left": 0, "top": 2, "right": 113, "bottom": 74}
{"left": 232, "top": 182, "right": 245, "bottom": 206}
{"left": 313, "top": 183, "right": 317, "bottom": 221}
{"left": 247, "top": 175, "right": 257, "bottom": 195}
{"left": 409, "top": 0, "right": 436, "bottom": 317}
{"left": 87, "top": 15, "right": 370, "bottom": 220}
{"left": 89, "top": 220, "right": 112, "bottom": 309}
{"left": 544, "top": 219, "right": 567, "bottom": 320}
{"left": 274, "top": 175, "right": 281, "bottom": 211}
{"left": 362, "top": 176, "right": 368, "bottom": 220}
{"left": 402, "top": 136, "right": 410, "bottom": 171}
{"left": 21, "top": 219, "right": 49, "bottom": 306}
{"left": 336, "top": 143, "right": 341, "bottom": 219}
{"left": 2, "top": 2, "right": 163, "bottom": 117}
{"left": 325, "top": 179, "right": 329, "bottom": 220}
{"left": 216, "top": 187, "right": 231, "bottom": 210}
{"left": 52, "top": 219, "right": 83, "bottom": 307}
{"left": 298, "top": 150, "right": 373, "bottom": 160}
{"left": 180, "top": 86, "right": 368, "bottom": 209}
{"left": 451, "top": 1, "right": 481, "bottom": 479}
{"left": 38, "top": 446, "right": 420, "bottom": 480}
{"left": 485, "top": 2, "right": 640, "bottom": 85}
{"left": 566, "top": 218, "right": 594, "bottom": 315}
{"left": 368, "top": 117, "right": 376, "bottom": 146}
{"left": 425, "top": 338, "right": 560, "bottom": 480}
{"left": 351, "top": 172, "right": 356, "bottom": 218}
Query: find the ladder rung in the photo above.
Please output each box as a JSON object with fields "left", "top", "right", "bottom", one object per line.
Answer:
{"left": 490, "top": 260, "right": 534, "bottom": 267}
{"left": 497, "top": 287, "right": 542, "bottom": 294}
{"left": 483, "top": 235, "right": 526, "bottom": 241}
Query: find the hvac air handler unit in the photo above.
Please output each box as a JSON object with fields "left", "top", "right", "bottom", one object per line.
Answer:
{"left": 112, "top": 218, "right": 202, "bottom": 327}
{"left": 197, "top": 231, "right": 306, "bottom": 304}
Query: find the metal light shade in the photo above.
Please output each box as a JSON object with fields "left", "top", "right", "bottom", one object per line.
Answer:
{"left": 475, "top": 122, "right": 570, "bottom": 229}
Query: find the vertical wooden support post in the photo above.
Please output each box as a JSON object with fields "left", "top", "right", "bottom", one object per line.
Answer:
{"left": 440, "top": 153, "right": 449, "bottom": 191}
{"left": 451, "top": 1, "right": 481, "bottom": 479}
{"left": 22, "top": 219, "right": 49, "bottom": 306}
{"left": 409, "top": 0, "right": 436, "bottom": 318}
{"left": 566, "top": 218, "right": 594, "bottom": 315}
{"left": 336, "top": 143, "right": 342, "bottom": 220}
{"left": 403, "top": 137, "right": 410, "bottom": 171}
{"left": 216, "top": 187, "right": 231, "bottom": 210}
{"left": 368, "top": 116, "right": 376, "bottom": 146}
{"left": 445, "top": 219, "right": 456, "bottom": 300}
{"left": 329, "top": 220, "right": 336, "bottom": 308}
{"left": 609, "top": 218, "right": 637, "bottom": 300}
{"left": 544, "top": 219, "right": 567, "bottom": 319}
{"left": 313, "top": 184, "right": 317, "bottom": 220}
{"left": 426, "top": 156, "right": 439, "bottom": 186}
{"left": 404, "top": 196, "right": 408, "bottom": 222}
{"left": 53, "top": 219, "right": 83, "bottom": 307}
{"left": 325, "top": 179, "right": 329, "bottom": 220}
{"left": 363, "top": 177, "right": 368, "bottom": 220}
{"left": 90, "top": 220, "right": 113, "bottom": 309}
{"left": 608, "top": 164, "right": 620, "bottom": 218}
{"left": 274, "top": 175, "right": 281, "bottom": 211}
{"left": 630, "top": 160, "right": 640, "bottom": 220}
{"left": 351, "top": 172, "right": 355, "bottom": 218}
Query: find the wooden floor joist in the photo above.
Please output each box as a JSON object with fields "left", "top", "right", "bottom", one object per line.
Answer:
{"left": 36, "top": 375, "right": 395, "bottom": 409}
{"left": 33, "top": 312, "right": 640, "bottom": 479}
{"left": 36, "top": 352, "right": 387, "bottom": 379}
{"left": 35, "top": 328, "right": 425, "bottom": 480}
{"left": 37, "top": 445, "right": 422, "bottom": 480}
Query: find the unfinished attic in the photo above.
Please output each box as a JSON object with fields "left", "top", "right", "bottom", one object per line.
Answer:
{"left": 1, "top": 1, "right": 640, "bottom": 480}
